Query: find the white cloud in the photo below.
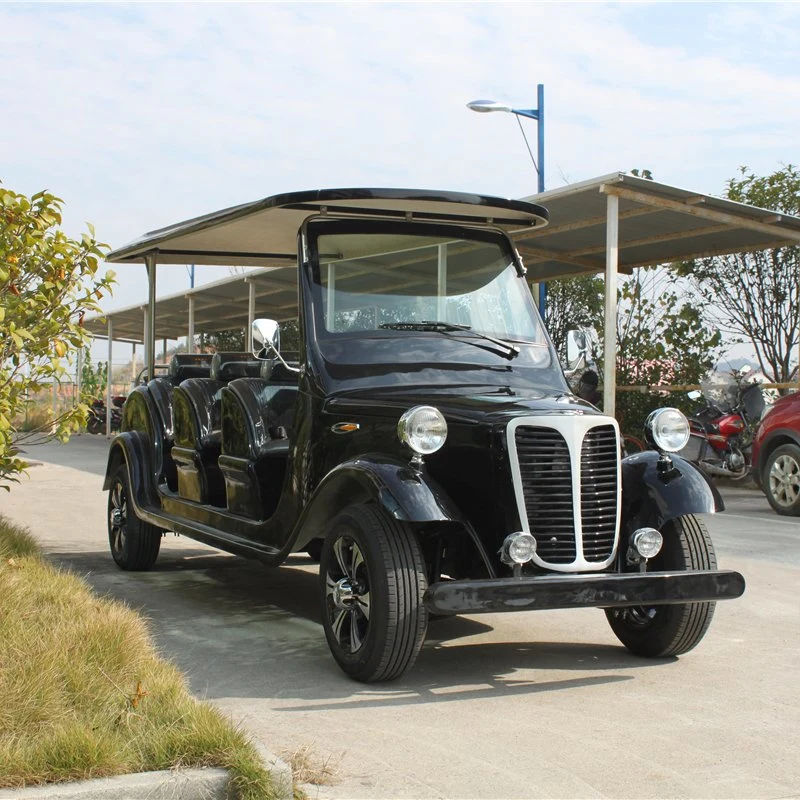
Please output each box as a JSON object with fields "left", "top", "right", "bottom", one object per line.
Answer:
{"left": 1, "top": 1, "right": 797, "bottom": 315}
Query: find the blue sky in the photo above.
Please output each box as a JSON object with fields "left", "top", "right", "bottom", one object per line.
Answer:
{"left": 2, "top": 1, "right": 798, "bottom": 338}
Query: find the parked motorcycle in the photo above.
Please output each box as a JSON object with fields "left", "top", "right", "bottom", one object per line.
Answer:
{"left": 677, "top": 366, "right": 769, "bottom": 480}
{"left": 86, "top": 396, "right": 124, "bottom": 435}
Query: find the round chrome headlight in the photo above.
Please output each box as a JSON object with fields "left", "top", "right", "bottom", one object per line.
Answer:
{"left": 397, "top": 406, "right": 448, "bottom": 455}
{"left": 645, "top": 407, "right": 690, "bottom": 452}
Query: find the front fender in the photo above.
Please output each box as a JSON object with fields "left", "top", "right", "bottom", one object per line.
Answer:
{"left": 102, "top": 431, "right": 159, "bottom": 511}
{"left": 621, "top": 450, "right": 723, "bottom": 535}
{"left": 294, "top": 454, "right": 464, "bottom": 549}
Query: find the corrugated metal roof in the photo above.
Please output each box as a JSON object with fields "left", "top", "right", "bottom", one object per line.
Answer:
{"left": 514, "top": 172, "right": 800, "bottom": 279}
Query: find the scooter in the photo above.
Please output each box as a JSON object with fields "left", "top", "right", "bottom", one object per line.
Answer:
{"left": 86, "top": 397, "right": 124, "bottom": 435}
{"left": 677, "top": 367, "right": 768, "bottom": 480}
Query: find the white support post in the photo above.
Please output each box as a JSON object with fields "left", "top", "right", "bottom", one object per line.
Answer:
{"left": 187, "top": 296, "right": 195, "bottom": 354}
{"left": 437, "top": 244, "right": 448, "bottom": 319}
{"left": 142, "top": 307, "right": 149, "bottom": 375}
{"left": 131, "top": 342, "right": 137, "bottom": 385}
{"left": 51, "top": 380, "right": 57, "bottom": 434}
{"left": 76, "top": 345, "right": 83, "bottom": 405}
{"left": 145, "top": 254, "right": 157, "bottom": 381}
{"left": 603, "top": 193, "right": 619, "bottom": 417}
{"left": 327, "top": 264, "right": 336, "bottom": 329}
{"left": 162, "top": 338, "right": 167, "bottom": 362}
{"left": 106, "top": 318, "right": 113, "bottom": 437}
{"left": 247, "top": 279, "right": 256, "bottom": 352}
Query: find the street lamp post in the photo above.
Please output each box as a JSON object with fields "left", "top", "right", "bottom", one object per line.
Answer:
{"left": 467, "top": 84, "right": 546, "bottom": 314}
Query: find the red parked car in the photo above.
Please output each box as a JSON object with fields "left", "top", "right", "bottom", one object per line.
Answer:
{"left": 752, "top": 391, "right": 800, "bottom": 515}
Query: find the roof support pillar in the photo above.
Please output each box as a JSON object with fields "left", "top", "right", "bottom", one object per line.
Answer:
{"left": 603, "top": 193, "right": 619, "bottom": 417}
{"left": 106, "top": 317, "right": 113, "bottom": 437}
{"left": 51, "top": 379, "right": 58, "bottom": 435}
{"left": 246, "top": 279, "right": 256, "bottom": 352}
{"left": 76, "top": 345, "right": 83, "bottom": 406}
{"left": 187, "top": 296, "right": 195, "bottom": 354}
{"left": 145, "top": 253, "right": 157, "bottom": 381}
{"left": 142, "top": 307, "right": 148, "bottom": 365}
{"left": 131, "top": 342, "right": 137, "bottom": 384}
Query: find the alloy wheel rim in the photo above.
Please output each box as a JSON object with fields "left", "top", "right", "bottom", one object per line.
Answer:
{"left": 324, "top": 535, "right": 371, "bottom": 654}
{"left": 618, "top": 605, "right": 658, "bottom": 628}
{"left": 769, "top": 454, "right": 800, "bottom": 507}
{"left": 109, "top": 481, "right": 128, "bottom": 554}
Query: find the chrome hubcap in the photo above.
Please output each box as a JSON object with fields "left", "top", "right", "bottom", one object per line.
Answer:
{"left": 769, "top": 454, "right": 800, "bottom": 507}
{"left": 109, "top": 482, "right": 127, "bottom": 554}
{"left": 325, "top": 536, "right": 371, "bottom": 655}
{"left": 332, "top": 578, "right": 357, "bottom": 609}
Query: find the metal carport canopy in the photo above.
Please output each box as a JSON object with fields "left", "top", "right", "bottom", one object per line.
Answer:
{"left": 87, "top": 174, "right": 800, "bottom": 418}
{"left": 514, "top": 172, "right": 800, "bottom": 279}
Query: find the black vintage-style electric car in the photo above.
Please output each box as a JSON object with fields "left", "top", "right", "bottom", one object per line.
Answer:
{"left": 103, "top": 189, "right": 744, "bottom": 682}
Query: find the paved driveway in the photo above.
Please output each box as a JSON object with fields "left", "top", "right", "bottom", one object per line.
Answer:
{"left": 3, "top": 436, "right": 799, "bottom": 799}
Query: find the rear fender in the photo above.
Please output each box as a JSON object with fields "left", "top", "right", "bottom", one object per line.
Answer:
{"left": 294, "top": 455, "right": 466, "bottom": 550}
{"left": 621, "top": 450, "right": 723, "bottom": 538}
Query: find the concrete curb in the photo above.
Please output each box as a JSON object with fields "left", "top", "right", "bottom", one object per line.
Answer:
{"left": 0, "top": 746, "right": 293, "bottom": 800}
{"left": 253, "top": 743, "right": 294, "bottom": 800}
{"left": 0, "top": 768, "right": 231, "bottom": 799}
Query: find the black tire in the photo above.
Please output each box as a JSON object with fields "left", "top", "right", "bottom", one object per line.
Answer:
{"left": 319, "top": 505, "right": 428, "bottom": 682}
{"left": 621, "top": 434, "right": 645, "bottom": 458}
{"left": 763, "top": 444, "right": 800, "bottom": 516}
{"left": 305, "top": 539, "right": 323, "bottom": 562}
{"left": 107, "top": 465, "right": 161, "bottom": 571}
{"left": 605, "top": 514, "right": 717, "bottom": 657}
{"left": 87, "top": 416, "right": 103, "bottom": 435}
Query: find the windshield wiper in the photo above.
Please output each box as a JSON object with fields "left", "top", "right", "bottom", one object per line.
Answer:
{"left": 379, "top": 321, "right": 520, "bottom": 360}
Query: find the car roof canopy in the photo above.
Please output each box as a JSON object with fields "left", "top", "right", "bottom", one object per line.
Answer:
{"left": 106, "top": 188, "right": 549, "bottom": 267}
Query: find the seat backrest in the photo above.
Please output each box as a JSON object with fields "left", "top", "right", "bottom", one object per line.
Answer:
{"left": 147, "top": 377, "right": 175, "bottom": 440}
{"left": 221, "top": 378, "right": 299, "bottom": 458}
{"left": 210, "top": 351, "right": 263, "bottom": 381}
{"left": 169, "top": 353, "right": 214, "bottom": 383}
{"left": 259, "top": 357, "right": 300, "bottom": 384}
{"left": 173, "top": 378, "right": 224, "bottom": 449}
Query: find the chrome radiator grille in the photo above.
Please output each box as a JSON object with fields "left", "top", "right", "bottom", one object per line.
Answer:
{"left": 510, "top": 418, "right": 620, "bottom": 571}
{"left": 579, "top": 425, "right": 619, "bottom": 561}
{"left": 514, "top": 427, "right": 576, "bottom": 563}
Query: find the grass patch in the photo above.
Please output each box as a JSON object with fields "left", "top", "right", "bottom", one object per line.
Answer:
{"left": 0, "top": 514, "right": 276, "bottom": 798}
{"left": 281, "top": 743, "right": 340, "bottom": 787}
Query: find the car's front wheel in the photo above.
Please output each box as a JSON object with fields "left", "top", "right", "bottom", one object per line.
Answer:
{"left": 763, "top": 444, "right": 800, "bottom": 516}
{"left": 108, "top": 464, "right": 162, "bottom": 571}
{"left": 605, "top": 514, "right": 717, "bottom": 657}
{"left": 319, "top": 505, "right": 428, "bottom": 682}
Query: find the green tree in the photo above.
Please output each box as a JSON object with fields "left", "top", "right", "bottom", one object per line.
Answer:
{"left": 673, "top": 164, "right": 800, "bottom": 382}
{"left": 543, "top": 274, "right": 604, "bottom": 358}
{"left": 0, "top": 185, "right": 113, "bottom": 487}
{"left": 615, "top": 267, "right": 722, "bottom": 436}
{"left": 79, "top": 346, "right": 108, "bottom": 400}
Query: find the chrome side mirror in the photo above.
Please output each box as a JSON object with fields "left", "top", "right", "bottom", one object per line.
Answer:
{"left": 251, "top": 318, "right": 300, "bottom": 374}
{"left": 252, "top": 318, "right": 280, "bottom": 359}
{"left": 565, "top": 329, "right": 588, "bottom": 371}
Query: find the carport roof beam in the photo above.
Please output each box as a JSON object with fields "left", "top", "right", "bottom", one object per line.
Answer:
{"left": 599, "top": 184, "right": 800, "bottom": 244}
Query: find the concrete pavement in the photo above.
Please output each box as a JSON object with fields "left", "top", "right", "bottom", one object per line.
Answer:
{"left": 2, "top": 435, "right": 799, "bottom": 799}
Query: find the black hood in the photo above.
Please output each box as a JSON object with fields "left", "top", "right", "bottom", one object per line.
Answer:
{"left": 325, "top": 385, "right": 604, "bottom": 424}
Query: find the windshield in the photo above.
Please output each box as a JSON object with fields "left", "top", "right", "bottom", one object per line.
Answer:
{"left": 309, "top": 223, "right": 547, "bottom": 345}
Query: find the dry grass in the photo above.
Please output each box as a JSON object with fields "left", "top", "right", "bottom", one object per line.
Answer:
{"left": 0, "top": 514, "right": 276, "bottom": 798}
{"left": 281, "top": 743, "right": 340, "bottom": 787}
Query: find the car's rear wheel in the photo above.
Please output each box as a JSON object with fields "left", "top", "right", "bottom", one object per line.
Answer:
{"left": 108, "top": 464, "right": 161, "bottom": 571}
{"left": 763, "top": 444, "right": 800, "bottom": 516}
{"left": 319, "top": 505, "right": 428, "bottom": 682}
{"left": 605, "top": 514, "right": 716, "bottom": 657}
